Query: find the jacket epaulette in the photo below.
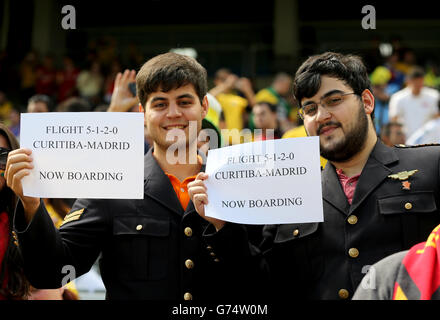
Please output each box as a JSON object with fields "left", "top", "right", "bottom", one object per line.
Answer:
{"left": 394, "top": 143, "right": 440, "bottom": 148}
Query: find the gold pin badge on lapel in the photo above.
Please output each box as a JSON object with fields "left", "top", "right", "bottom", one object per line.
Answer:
{"left": 388, "top": 170, "right": 418, "bottom": 181}
{"left": 388, "top": 170, "right": 418, "bottom": 190}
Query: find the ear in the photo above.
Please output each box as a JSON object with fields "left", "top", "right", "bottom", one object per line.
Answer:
{"left": 361, "top": 89, "right": 375, "bottom": 115}
{"left": 201, "top": 95, "right": 209, "bottom": 119}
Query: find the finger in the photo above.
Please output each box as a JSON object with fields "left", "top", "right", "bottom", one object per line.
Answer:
{"left": 195, "top": 172, "right": 208, "bottom": 181}
{"left": 193, "top": 193, "right": 209, "bottom": 206}
{"left": 7, "top": 168, "right": 31, "bottom": 194}
{"left": 5, "top": 162, "right": 34, "bottom": 185}
{"left": 188, "top": 185, "right": 207, "bottom": 199}
{"left": 6, "top": 151, "right": 33, "bottom": 169}
{"left": 120, "top": 69, "right": 130, "bottom": 86}
{"left": 114, "top": 72, "right": 122, "bottom": 88}
{"left": 129, "top": 70, "right": 136, "bottom": 82}
{"left": 188, "top": 179, "right": 207, "bottom": 190}
{"left": 7, "top": 148, "right": 32, "bottom": 157}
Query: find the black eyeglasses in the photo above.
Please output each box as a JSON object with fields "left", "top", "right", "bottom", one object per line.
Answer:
{"left": 0, "top": 147, "right": 11, "bottom": 171}
{"left": 298, "top": 92, "right": 356, "bottom": 120}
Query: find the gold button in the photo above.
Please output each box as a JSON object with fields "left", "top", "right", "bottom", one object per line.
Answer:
{"left": 180, "top": 188, "right": 185, "bottom": 193}
{"left": 293, "top": 229, "right": 299, "bottom": 237}
{"left": 347, "top": 215, "right": 358, "bottom": 225}
{"left": 405, "top": 202, "right": 413, "bottom": 210}
{"left": 185, "top": 259, "right": 194, "bottom": 269}
{"left": 348, "top": 248, "right": 359, "bottom": 258}
{"left": 136, "top": 225, "right": 143, "bottom": 231}
{"left": 184, "top": 292, "right": 193, "bottom": 300}
{"left": 13, "top": 241, "right": 19, "bottom": 246}
{"left": 184, "top": 227, "right": 193, "bottom": 237}
{"left": 214, "top": 258, "right": 220, "bottom": 262}
{"left": 338, "top": 289, "right": 349, "bottom": 299}
{"left": 206, "top": 245, "right": 212, "bottom": 250}
{"left": 210, "top": 252, "right": 216, "bottom": 257}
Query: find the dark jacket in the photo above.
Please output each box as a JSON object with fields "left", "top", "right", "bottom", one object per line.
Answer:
{"left": 261, "top": 140, "right": 440, "bottom": 300}
{"left": 14, "top": 148, "right": 268, "bottom": 300}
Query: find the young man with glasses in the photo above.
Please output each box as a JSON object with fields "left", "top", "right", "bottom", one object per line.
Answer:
{"left": 189, "top": 52, "right": 440, "bottom": 300}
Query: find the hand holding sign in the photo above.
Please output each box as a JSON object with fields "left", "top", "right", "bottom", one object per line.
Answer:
{"left": 203, "top": 137, "right": 324, "bottom": 225}
{"left": 5, "top": 148, "right": 41, "bottom": 220}
{"left": 19, "top": 112, "right": 144, "bottom": 199}
{"left": 188, "top": 172, "right": 226, "bottom": 231}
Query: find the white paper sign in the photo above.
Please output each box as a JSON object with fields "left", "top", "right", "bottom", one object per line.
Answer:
{"left": 20, "top": 112, "right": 144, "bottom": 199}
{"left": 205, "top": 137, "right": 323, "bottom": 224}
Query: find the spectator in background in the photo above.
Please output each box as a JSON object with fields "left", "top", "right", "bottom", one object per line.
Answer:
{"left": 35, "top": 55, "right": 57, "bottom": 98}
{"left": 56, "top": 56, "right": 79, "bottom": 103}
{"left": 255, "top": 72, "right": 297, "bottom": 133}
{"left": 406, "top": 99, "right": 440, "bottom": 145}
{"left": 103, "top": 60, "right": 122, "bottom": 104}
{"left": 19, "top": 51, "right": 38, "bottom": 105}
{"left": 27, "top": 94, "right": 51, "bottom": 113}
{"left": 0, "top": 91, "right": 13, "bottom": 125}
{"left": 394, "top": 48, "right": 417, "bottom": 76}
{"left": 0, "top": 124, "right": 30, "bottom": 300}
{"left": 370, "top": 65, "right": 401, "bottom": 133}
{"left": 252, "top": 101, "right": 281, "bottom": 141}
{"left": 56, "top": 97, "right": 92, "bottom": 113}
{"left": 7, "top": 109, "right": 20, "bottom": 139}
{"left": 389, "top": 66, "right": 440, "bottom": 138}
{"left": 209, "top": 68, "right": 255, "bottom": 145}
{"left": 380, "top": 121, "right": 406, "bottom": 147}
{"left": 76, "top": 61, "right": 104, "bottom": 108}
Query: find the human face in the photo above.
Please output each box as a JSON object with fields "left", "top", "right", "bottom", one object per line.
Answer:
{"left": 389, "top": 125, "right": 406, "bottom": 145}
{"left": 408, "top": 77, "right": 424, "bottom": 95}
{"left": 253, "top": 104, "right": 276, "bottom": 130}
{"left": 27, "top": 101, "right": 49, "bottom": 113}
{"left": 0, "top": 134, "right": 10, "bottom": 191}
{"left": 144, "top": 84, "right": 208, "bottom": 153}
{"left": 302, "top": 76, "right": 373, "bottom": 162}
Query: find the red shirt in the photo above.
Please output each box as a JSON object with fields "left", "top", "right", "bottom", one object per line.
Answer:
{"left": 336, "top": 169, "right": 361, "bottom": 205}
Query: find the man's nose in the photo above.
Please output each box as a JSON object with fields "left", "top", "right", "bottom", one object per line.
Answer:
{"left": 167, "top": 103, "right": 182, "bottom": 117}
{"left": 315, "top": 104, "right": 332, "bottom": 122}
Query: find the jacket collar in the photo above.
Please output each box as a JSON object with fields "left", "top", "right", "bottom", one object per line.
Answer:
{"left": 143, "top": 147, "right": 205, "bottom": 216}
{"left": 322, "top": 139, "right": 398, "bottom": 215}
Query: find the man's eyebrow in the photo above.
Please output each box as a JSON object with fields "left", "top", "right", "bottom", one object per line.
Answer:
{"left": 150, "top": 96, "right": 167, "bottom": 103}
{"left": 177, "top": 93, "right": 196, "bottom": 99}
{"left": 302, "top": 89, "right": 344, "bottom": 105}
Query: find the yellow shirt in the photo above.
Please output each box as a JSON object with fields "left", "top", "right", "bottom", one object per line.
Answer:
{"left": 282, "top": 125, "right": 328, "bottom": 169}
{"left": 216, "top": 93, "right": 249, "bottom": 145}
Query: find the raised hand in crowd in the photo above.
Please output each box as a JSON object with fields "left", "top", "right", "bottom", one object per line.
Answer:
{"left": 107, "top": 69, "right": 139, "bottom": 112}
